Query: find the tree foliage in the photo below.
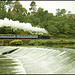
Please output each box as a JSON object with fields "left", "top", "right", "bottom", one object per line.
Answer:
{"left": 0, "top": 1, "right": 75, "bottom": 38}
{"left": 29, "top": 1, "right": 37, "bottom": 15}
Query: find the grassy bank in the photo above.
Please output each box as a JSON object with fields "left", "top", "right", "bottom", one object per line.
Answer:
{"left": 0, "top": 38, "right": 75, "bottom": 49}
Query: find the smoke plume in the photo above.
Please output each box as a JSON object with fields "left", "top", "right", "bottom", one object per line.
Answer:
{"left": 0, "top": 18, "right": 48, "bottom": 35}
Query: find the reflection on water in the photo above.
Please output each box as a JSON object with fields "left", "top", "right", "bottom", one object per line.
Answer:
{"left": 0, "top": 46, "right": 75, "bottom": 74}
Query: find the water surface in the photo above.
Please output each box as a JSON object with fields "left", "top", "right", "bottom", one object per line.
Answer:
{"left": 0, "top": 46, "right": 75, "bottom": 74}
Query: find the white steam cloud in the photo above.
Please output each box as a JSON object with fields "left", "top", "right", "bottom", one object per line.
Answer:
{"left": 0, "top": 18, "right": 48, "bottom": 35}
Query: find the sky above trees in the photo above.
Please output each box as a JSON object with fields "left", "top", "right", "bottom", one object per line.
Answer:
{"left": 20, "top": 1, "right": 75, "bottom": 15}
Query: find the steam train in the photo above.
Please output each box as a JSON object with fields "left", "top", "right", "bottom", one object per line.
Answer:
{"left": 0, "top": 34, "right": 50, "bottom": 39}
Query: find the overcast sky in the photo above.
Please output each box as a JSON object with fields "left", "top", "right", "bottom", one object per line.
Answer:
{"left": 20, "top": 1, "right": 75, "bottom": 15}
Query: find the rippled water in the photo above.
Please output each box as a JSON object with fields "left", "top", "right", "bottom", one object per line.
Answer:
{"left": 0, "top": 46, "right": 75, "bottom": 74}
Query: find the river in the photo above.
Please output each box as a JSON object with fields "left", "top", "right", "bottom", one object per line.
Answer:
{"left": 0, "top": 46, "right": 75, "bottom": 74}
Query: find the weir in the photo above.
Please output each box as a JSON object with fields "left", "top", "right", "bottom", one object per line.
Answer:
{"left": 0, "top": 46, "right": 75, "bottom": 74}
{"left": 0, "top": 55, "right": 26, "bottom": 74}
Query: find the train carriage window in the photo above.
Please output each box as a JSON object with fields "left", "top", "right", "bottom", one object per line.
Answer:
{"left": 29, "top": 35, "right": 31, "bottom": 37}
{"left": 30, "top": 35, "right": 33, "bottom": 37}
{"left": 21, "top": 35, "right": 23, "bottom": 37}
{"left": 5, "top": 35, "right": 6, "bottom": 37}
{"left": 33, "top": 35, "right": 36, "bottom": 37}
{"left": 1, "top": 35, "right": 3, "bottom": 37}
{"left": 11, "top": 35, "right": 13, "bottom": 37}
{"left": 1, "top": 35, "right": 4, "bottom": 37}
{"left": 36, "top": 35, "right": 38, "bottom": 37}
{"left": 23, "top": 35, "right": 25, "bottom": 37}
{"left": 0, "top": 35, "right": 1, "bottom": 37}
{"left": 24, "top": 35, "right": 26, "bottom": 37}
{"left": 34, "top": 35, "right": 38, "bottom": 37}
{"left": 26, "top": 35, "right": 28, "bottom": 37}
{"left": 6, "top": 35, "right": 8, "bottom": 37}
{"left": 10, "top": 35, "right": 13, "bottom": 37}
{"left": 32, "top": 35, "right": 33, "bottom": 37}
{"left": 12, "top": 35, "right": 14, "bottom": 37}
{"left": 9, "top": 35, "right": 10, "bottom": 37}
{"left": 8, "top": 35, "right": 9, "bottom": 37}
{"left": 9, "top": 35, "right": 11, "bottom": 37}
{"left": 25, "top": 35, "right": 27, "bottom": 37}
{"left": 28, "top": 35, "right": 30, "bottom": 37}
{"left": 17, "top": 35, "right": 20, "bottom": 37}
{"left": 0, "top": 35, "right": 2, "bottom": 37}
{"left": 28, "top": 35, "right": 29, "bottom": 37}
{"left": 3, "top": 35, "right": 5, "bottom": 37}
{"left": 30, "top": 35, "right": 31, "bottom": 37}
{"left": 2, "top": 35, "right": 4, "bottom": 37}
{"left": 6, "top": 35, "right": 7, "bottom": 37}
{"left": 7, "top": 35, "right": 9, "bottom": 37}
{"left": 5, "top": 35, "right": 7, "bottom": 37}
{"left": 34, "top": 35, "right": 36, "bottom": 37}
{"left": 32, "top": 35, "right": 34, "bottom": 37}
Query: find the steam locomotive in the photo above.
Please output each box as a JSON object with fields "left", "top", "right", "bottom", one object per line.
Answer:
{"left": 0, "top": 34, "right": 50, "bottom": 39}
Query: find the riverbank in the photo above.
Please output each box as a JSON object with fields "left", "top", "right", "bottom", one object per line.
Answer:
{"left": 0, "top": 38, "right": 75, "bottom": 49}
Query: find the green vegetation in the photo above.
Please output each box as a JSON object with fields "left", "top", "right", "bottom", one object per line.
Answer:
{"left": 29, "top": 40, "right": 44, "bottom": 46}
{"left": 0, "top": 39, "right": 75, "bottom": 48}
{"left": 28, "top": 39, "right": 75, "bottom": 46}
{"left": 9, "top": 40, "right": 23, "bottom": 46}
{"left": 0, "top": 26, "right": 31, "bottom": 35}
{"left": 28, "top": 39, "right": 75, "bottom": 48}
{"left": 0, "top": 1, "right": 75, "bottom": 38}
{"left": 57, "top": 39, "right": 75, "bottom": 44}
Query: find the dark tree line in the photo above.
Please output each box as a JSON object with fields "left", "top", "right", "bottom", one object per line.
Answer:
{"left": 0, "top": 1, "right": 75, "bottom": 38}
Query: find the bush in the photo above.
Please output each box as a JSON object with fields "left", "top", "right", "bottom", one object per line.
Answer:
{"left": 45, "top": 40, "right": 54, "bottom": 46}
{"left": 9, "top": 40, "right": 23, "bottom": 45}
{"left": 57, "top": 39, "right": 65, "bottom": 43}
{"left": 28, "top": 40, "right": 45, "bottom": 46}
{"left": 35, "top": 40, "right": 45, "bottom": 46}
{"left": 28, "top": 40, "right": 35, "bottom": 45}
{"left": 57, "top": 39, "right": 75, "bottom": 44}
{"left": 3, "top": 43, "right": 8, "bottom": 46}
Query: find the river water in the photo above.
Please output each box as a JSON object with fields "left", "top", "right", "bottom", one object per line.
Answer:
{"left": 0, "top": 46, "right": 75, "bottom": 74}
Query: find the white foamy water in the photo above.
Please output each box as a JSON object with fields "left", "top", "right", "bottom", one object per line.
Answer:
{"left": 0, "top": 46, "right": 75, "bottom": 74}
{"left": 0, "top": 18, "right": 48, "bottom": 34}
{"left": 0, "top": 55, "right": 26, "bottom": 74}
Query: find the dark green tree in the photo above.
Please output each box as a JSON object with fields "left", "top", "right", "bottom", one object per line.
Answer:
{"left": 29, "top": 1, "right": 37, "bottom": 15}
{"left": 0, "top": 1, "right": 6, "bottom": 19}
{"left": 56, "top": 8, "right": 66, "bottom": 17}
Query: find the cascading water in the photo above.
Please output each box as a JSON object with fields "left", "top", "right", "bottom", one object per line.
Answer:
{"left": 0, "top": 46, "right": 75, "bottom": 74}
{"left": 0, "top": 46, "right": 26, "bottom": 74}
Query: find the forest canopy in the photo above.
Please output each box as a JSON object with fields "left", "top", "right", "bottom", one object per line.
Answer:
{"left": 0, "top": 1, "right": 75, "bottom": 38}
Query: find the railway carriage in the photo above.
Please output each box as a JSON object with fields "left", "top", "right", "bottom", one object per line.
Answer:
{"left": 0, "top": 34, "right": 50, "bottom": 39}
